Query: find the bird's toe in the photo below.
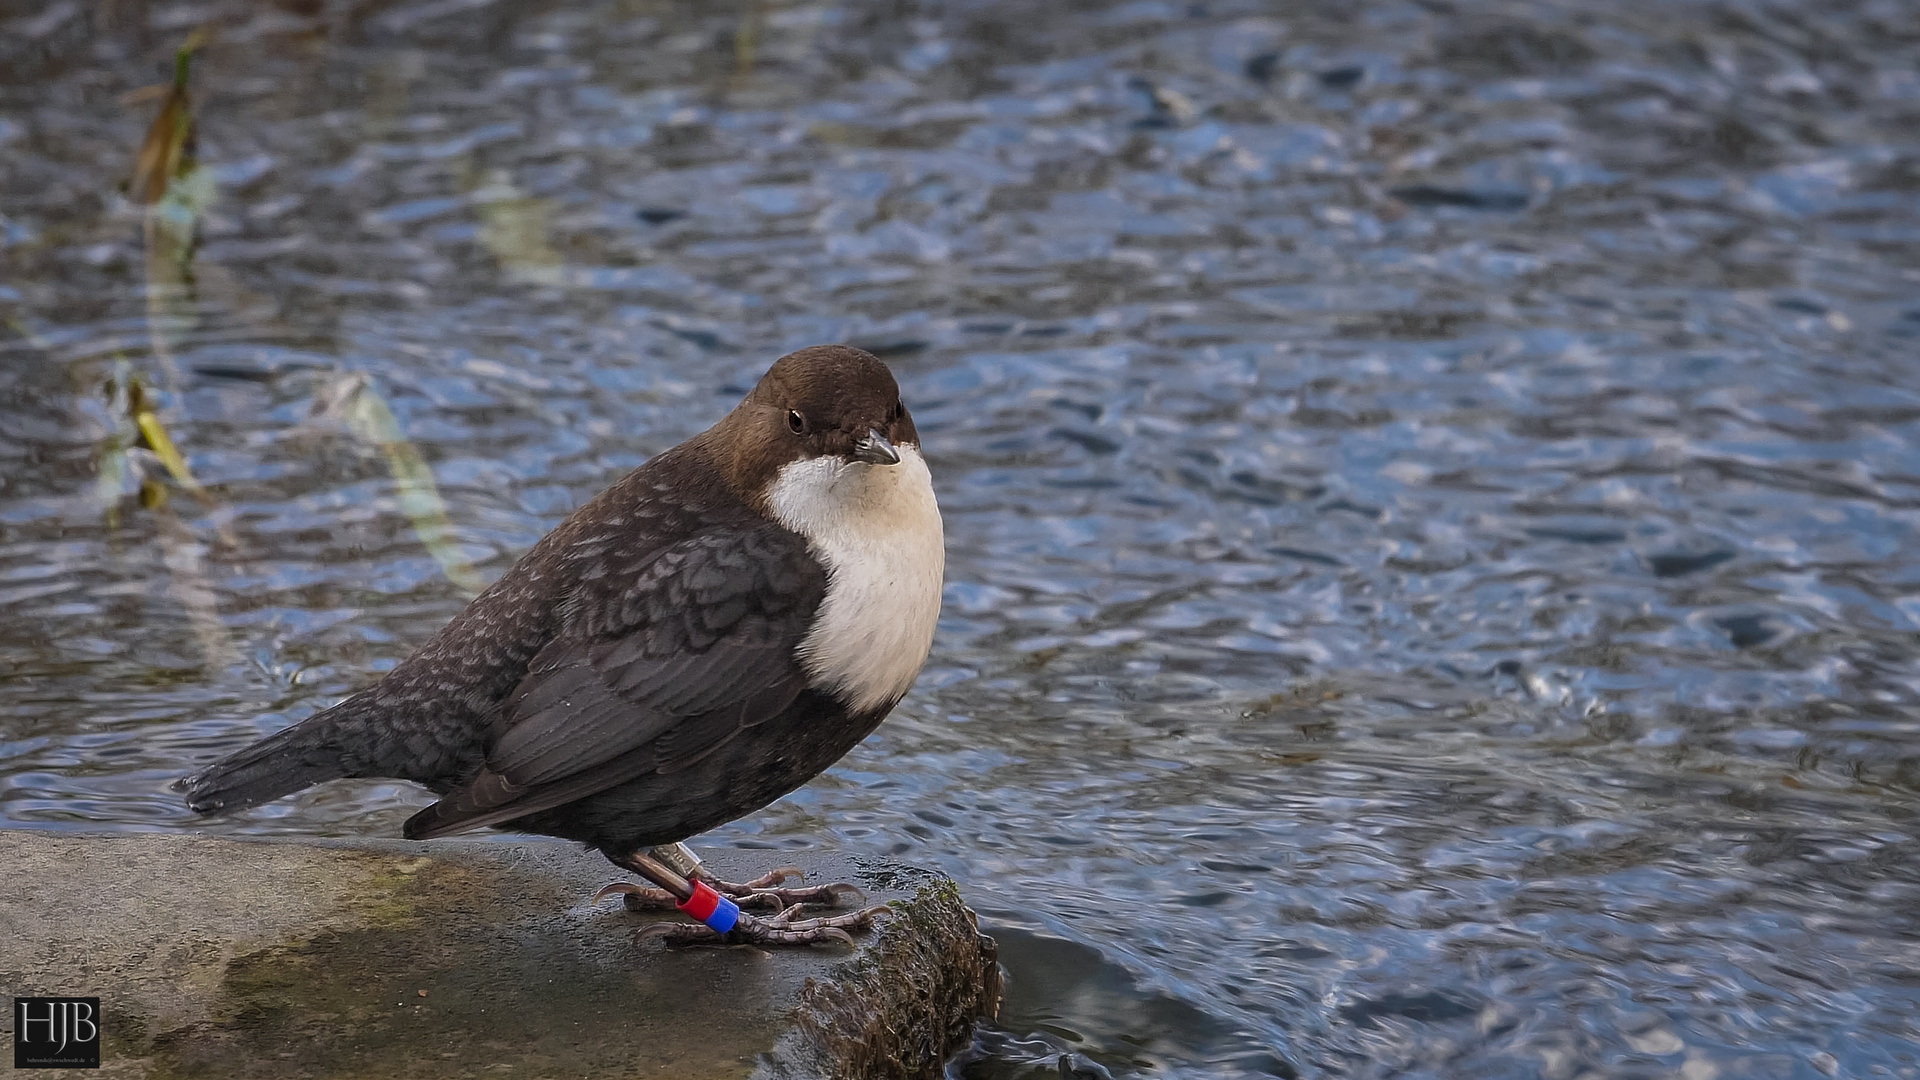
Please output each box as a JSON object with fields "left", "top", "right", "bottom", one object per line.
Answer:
{"left": 592, "top": 881, "right": 679, "bottom": 909}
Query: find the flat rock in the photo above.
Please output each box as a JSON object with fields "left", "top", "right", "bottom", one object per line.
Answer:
{"left": 0, "top": 830, "right": 998, "bottom": 1079}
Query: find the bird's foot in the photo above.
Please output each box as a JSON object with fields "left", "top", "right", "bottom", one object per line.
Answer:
{"left": 638, "top": 901, "right": 892, "bottom": 948}
{"left": 592, "top": 866, "right": 864, "bottom": 913}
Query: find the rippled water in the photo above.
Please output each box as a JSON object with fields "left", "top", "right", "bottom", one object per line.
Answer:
{"left": 5, "top": 0, "right": 1920, "bottom": 1075}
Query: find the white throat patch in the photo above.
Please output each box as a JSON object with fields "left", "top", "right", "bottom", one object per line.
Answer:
{"left": 765, "top": 445, "right": 945, "bottom": 714}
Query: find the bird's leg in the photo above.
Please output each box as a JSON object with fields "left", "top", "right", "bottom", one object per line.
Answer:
{"left": 597, "top": 849, "right": 889, "bottom": 947}
{"left": 595, "top": 842, "right": 864, "bottom": 913}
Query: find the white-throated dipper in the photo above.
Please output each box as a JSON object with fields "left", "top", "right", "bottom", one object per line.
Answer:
{"left": 179, "top": 345, "right": 943, "bottom": 945}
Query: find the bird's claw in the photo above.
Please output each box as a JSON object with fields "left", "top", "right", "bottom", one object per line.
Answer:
{"left": 733, "top": 865, "right": 805, "bottom": 890}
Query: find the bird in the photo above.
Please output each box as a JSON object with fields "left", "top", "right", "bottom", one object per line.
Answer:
{"left": 178, "top": 344, "right": 944, "bottom": 945}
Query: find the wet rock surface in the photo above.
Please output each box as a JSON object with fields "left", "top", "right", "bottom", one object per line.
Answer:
{"left": 0, "top": 830, "right": 997, "bottom": 1079}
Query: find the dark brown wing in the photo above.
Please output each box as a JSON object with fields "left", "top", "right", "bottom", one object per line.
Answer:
{"left": 403, "top": 525, "right": 825, "bottom": 839}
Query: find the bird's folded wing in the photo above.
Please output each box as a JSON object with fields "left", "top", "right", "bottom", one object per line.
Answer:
{"left": 404, "top": 525, "right": 827, "bottom": 839}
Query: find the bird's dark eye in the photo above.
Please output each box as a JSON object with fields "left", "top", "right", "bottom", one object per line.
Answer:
{"left": 787, "top": 410, "right": 807, "bottom": 435}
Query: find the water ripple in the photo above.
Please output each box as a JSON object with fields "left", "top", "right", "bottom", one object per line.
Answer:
{"left": 3, "top": 0, "right": 1919, "bottom": 1075}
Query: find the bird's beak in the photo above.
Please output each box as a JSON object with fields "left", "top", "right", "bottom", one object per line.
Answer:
{"left": 852, "top": 429, "right": 901, "bottom": 466}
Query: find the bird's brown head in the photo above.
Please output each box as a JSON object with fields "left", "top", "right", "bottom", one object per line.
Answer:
{"left": 715, "top": 344, "right": 921, "bottom": 500}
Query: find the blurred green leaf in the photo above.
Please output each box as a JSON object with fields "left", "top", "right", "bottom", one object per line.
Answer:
{"left": 318, "top": 373, "right": 485, "bottom": 595}
{"left": 473, "top": 171, "right": 564, "bottom": 286}
{"left": 154, "top": 498, "right": 236, "bottom": 671}
{"left": 129, "top": 28, "right": 208, "bottom": 206}
{"left": 734, "top": 0, "right": 764, "bottom": 79}
{"left": 126, "top": 369, "right": 214, "bottom": 506}
{"left": 135, "top": 29, "right": 217, "bottom": 396}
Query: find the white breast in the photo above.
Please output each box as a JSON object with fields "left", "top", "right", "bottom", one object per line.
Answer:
{"left": 765, "top": 445, "right": 945, "bottom": 714}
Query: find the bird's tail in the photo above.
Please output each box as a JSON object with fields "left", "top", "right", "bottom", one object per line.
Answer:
{"left": 176, "top": 706, "right": 354, "bottom": 814}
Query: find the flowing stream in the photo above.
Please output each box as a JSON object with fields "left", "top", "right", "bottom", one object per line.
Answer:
{"left": 2, "top": 0, "right": 1918, "bottom": 1075}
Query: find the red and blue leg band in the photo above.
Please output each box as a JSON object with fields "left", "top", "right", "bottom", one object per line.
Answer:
{"left": 677, "top": 880, "right": 740, "bottom": 934}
